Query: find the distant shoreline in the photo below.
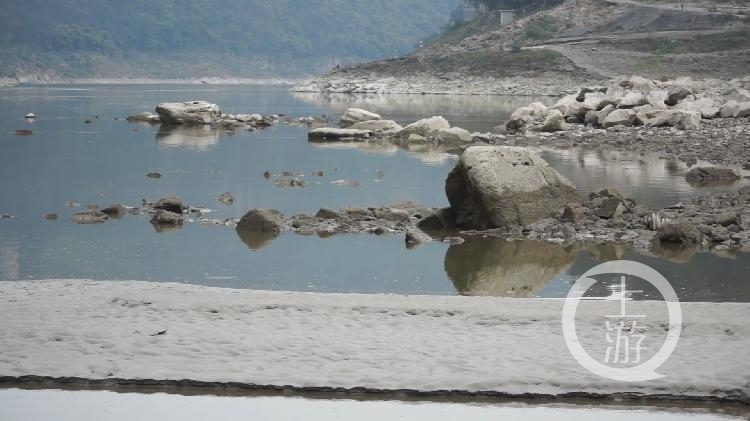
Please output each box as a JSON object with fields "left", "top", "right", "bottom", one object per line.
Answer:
{"left": 0, "top": 77, "right": 301, "bottom": 87}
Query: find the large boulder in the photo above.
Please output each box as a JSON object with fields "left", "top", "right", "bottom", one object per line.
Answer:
{"left": 437, "top": 127, "right": 472, "bottom": 143}
{"left": 400, "top": 116, "right": 450, "bottom": 138}
{"left": 597, "top": 104, "right": 615, "bottom": 126}
{"left": 445, "top": 146, "right": 579, "bottom": 230}
{"left": 155, "top": 101, "right": 221, "bottom": 125}
{"left": 603, "top": 109, "right": 637, "bottom": 128}
{"left": 340, "top": 108, "right": 381, "bottom": 128}
{"left": 349, "top": 119, "right": 402, "bottom": 134}
{"left": 506, "top": 103, "right": 548, "bottom": 131}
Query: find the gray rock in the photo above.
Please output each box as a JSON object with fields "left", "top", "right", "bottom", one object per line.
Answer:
{"left": 736, "top": 102, "right": 750, "bottom": 118}
{"left": 150, "top": 209, "right": 184, "bottom": 228}
{"left": 561, "top": 204, "right": 585, "bottom": 223}
{"left": 101, "top": 204, "right": 126, "bottom": 218}
{"left": 400, "top": 116, "right": 450, "bottom": 138}
{"left": 155, "top": 101, "right": 221, "bottom": 125}
{"left": 405, "top": 228, "right": 433, "bottom": 249}
{"left": 720, "top": 101, "right": 740, "bottom": 118}
{"left": 349, "top": 119, "right": 402, "bottom": 134}
{"left": 597, "top": 104, "right": 615, "bottom": 127}
{"left": 72, "top": 210, "right": 108, "bottom": 224}
{"left": 617, "top": 92, "right": 646, "bottom": 109}
{"left": 715, "top": 212, "right": 739, "bottom": 227}
{"left": 685, "top": 167, "right": 740, "bottom": 184}
{"left": 665, "top": 85, "right": 692, "bottom": 106}
{"left": 740, "top": 186, "right": 750, "bottom": 203}
{"left": 658, "top": 220, "right": 701, "bottom": 245}
{"left": 603, "top": 109, "right": 637, "bottom": 128}
{"left": 154, "top": 195, "right": 183, "bottom": 214}
{"left": 596, "top": 198, "right": 626, "bottom": 219}
{"left": 445, "top": 146, "right": 579, "bottom": 230}
{"left": 24, "top": 113, "right": 36, "bottom": 119}
{"left": 340, "top": 108, "right": 381, "bottom": 128}
{"left": 217, "top": 192, "right": 234, "bottom": 206}
{"left": 315, "top": 208, "right": 340, "bottom": 219}
{"left": 237, "top": 209, "right": 285, "bottom": 234}
{"left": 417, "top": 208, "right": 456, "bottom": 232}
{"left": 437, "top": 127, "right": 472, "bottom": 143}
{"left": 538, "top": 110, "right": 566, "bottom": 132}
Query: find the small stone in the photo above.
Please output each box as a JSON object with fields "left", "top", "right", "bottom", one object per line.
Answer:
{"left": 44, "top": 213, "right": 58, "bottom": 221}
{"left": 315, "top": 208, "right": 340, "bottom": 219}
{"left": 146, "top": 172, "right": 162, "bottom": 179}
{"left": 715, "top": 212, "right": 739, "bottom": 227}
{"left": 596, "top": 198, "right": 626, "bottom": 219}
{"left": 101, "top": 204, "right": 126, "bottom": 218}
{"left": 72, "top": 210, "right": 108, "bottom": 224}
{"left": 217, "top": 192, "right": 234, "bottom": 206}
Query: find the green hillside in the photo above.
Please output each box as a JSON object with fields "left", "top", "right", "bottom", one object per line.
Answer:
{"left": 0, "top": 0, "right": 460, "bottom": 79}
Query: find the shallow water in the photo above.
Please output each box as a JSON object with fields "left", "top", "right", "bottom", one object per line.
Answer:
{"left": 1, "top": 85, "right": 749, "bottom": 301}
{"left": 0, "top": 388, "right": 744, "bottom": 421}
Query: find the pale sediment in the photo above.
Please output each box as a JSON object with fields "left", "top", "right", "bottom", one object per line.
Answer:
{"left": 0, "top": 280, "right": 748, "bottom": 404}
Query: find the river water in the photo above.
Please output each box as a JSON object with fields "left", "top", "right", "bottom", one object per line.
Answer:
{"left": 1, "top": 85, "right": 749, "bottom": 301}
{"left": 0, "top": 388, "right": 745, "bottom": 421}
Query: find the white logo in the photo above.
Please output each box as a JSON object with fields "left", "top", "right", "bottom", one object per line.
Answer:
{"left": 562, "top": 260, "right": 682, "bottom": 382}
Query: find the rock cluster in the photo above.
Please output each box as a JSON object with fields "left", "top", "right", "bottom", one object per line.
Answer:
{"left": 507, "top": 76, "right": 750, "bottom": 133}
{"left": 309, "top": 108, "right": 473, "bottom": 146}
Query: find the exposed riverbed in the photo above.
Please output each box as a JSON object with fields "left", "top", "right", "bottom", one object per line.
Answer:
{"left": 1, "top": 85, "right": 749, "bottom": 301}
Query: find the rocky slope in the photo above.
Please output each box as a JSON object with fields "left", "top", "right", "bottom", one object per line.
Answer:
{"left": 294, "top": 0, "right": 750, "bottom": 95}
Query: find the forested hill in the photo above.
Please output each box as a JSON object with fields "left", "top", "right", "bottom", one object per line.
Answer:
{"left": 0, "top": 0, "right": 459, "bottom": 80}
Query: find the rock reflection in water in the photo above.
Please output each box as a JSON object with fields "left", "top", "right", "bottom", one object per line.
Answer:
{"left": 156, "top": 125, "right": 221, "bottom": 151}
{"left": 445, "top": 237, "right": 579, "bottom": 297}
{"left": 236, "top": 226, "right": 280, "bottom": 251}
{"left": 309, "top": 138, "right": 459, "bottom": 165}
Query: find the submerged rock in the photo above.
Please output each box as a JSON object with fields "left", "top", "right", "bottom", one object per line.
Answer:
{"left": 445, "top": 146, "right": 579, "bottom": 230}
{"left": 72, "top": 210, "right": 108, "bottom": 224}
{"left": 217, "top": 192, "right": 234, "bottom": 206}
{"left": 155, "top": 101, "right": 221, "bottom": 125}
{"left": 308, "top": 128, "right": 372, "bottom": 141}
{"left": 24, "top": 113, "right": 36, "bottom": 119}
{"left": 126, "top": 112, "right": 160, "bottom": 123}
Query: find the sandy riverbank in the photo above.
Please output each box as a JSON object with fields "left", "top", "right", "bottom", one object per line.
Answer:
{"left": 0, "top": 280, "right": 747, "bottom": 404}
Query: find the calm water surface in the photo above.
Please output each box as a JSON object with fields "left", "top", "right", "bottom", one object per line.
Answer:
{"left": 1, "top": 85, "right": 749, "bottom": 301}
{"left": 0, "top": 389, "right": 745, "bottom": 421}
